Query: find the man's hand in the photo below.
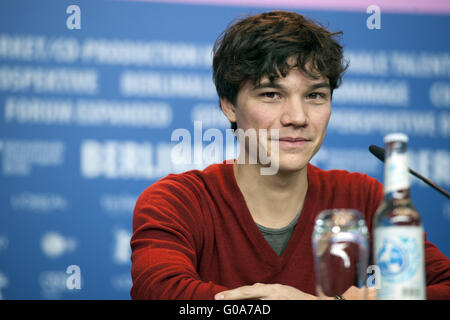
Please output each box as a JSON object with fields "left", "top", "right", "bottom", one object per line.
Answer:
{"left": 214, "top": 283, "right": 377, "bottom": 300}
{"left": 214, "top": 283, "right": 317, "bottom": 300}
{"left": 340, "top": 286, "right": 377, "bottom": 300}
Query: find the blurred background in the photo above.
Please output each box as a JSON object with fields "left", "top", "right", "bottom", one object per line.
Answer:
{"left": 0, "top": 0, "right": 449, "bottom": 299}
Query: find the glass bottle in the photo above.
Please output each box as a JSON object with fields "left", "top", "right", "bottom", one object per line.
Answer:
{"left": 373, "top": 133, "right": 426, "bottom": 300}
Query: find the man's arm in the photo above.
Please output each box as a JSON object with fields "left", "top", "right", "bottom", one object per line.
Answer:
{"left": 130, "top": 177, "right": 228, "bottom": 299}
{"left": 424, "top": 239, "right": 450, "bottom": 300}
{"left": 214, "top": 283, "right": 377, "bottom": 300}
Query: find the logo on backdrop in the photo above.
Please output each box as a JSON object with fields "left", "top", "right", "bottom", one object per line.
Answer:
{"left": 40, "top": 231, "right": 77, "bottom": 259}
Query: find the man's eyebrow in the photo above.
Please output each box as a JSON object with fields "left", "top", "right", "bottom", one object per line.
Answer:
{"left": 308, "top": 82, "right": 331, "bottom": 91}
{"left": 251, "top": 81, "right": 286, "bottom": 91}
{"left": 251, "top": 81, "right": 331, "bottom": 91}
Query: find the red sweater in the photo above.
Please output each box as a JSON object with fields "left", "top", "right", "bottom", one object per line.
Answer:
{"left": 130, "top": 162, "right": 450, "bottom": 299}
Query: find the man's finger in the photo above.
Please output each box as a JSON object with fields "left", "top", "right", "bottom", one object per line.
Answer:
{"left": 215, "top": 284, "right": 267, "bottom": 300}
{"left": 367, "top": 287, "right": 377, "bottom": 300}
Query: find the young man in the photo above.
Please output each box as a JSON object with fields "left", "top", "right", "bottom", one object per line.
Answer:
{"left": 130, "top": 11, "right": 450, "bottom": 300}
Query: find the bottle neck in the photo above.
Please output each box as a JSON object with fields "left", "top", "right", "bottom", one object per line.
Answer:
{"left": 384, "top": 141, "right": 410, "bottom": 197}
{"left": 384, "top": 188, "right": 411, "bottom": 201}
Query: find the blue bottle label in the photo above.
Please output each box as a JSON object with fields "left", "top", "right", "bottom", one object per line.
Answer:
{"left": 374, "top": 226, "right": 426, "bottom": 300}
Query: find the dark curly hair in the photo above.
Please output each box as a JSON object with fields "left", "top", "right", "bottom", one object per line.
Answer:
{"left": 212, "top": 10, "right": 348, "bottom": 130}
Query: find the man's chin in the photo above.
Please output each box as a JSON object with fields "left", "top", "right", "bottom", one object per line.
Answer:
{"left": 275, "top": 159, "right": 309, "bottom": 174}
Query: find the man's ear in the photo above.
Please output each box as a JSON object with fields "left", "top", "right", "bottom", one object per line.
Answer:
{"left": 220, "top": 98, "right": 237, "bottom": 123}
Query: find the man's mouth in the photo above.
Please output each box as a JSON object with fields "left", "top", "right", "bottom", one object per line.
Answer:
{"left": 277, "top": 137, "right": 311, "bottom": 147}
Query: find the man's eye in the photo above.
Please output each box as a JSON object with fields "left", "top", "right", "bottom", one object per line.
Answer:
{"left": 261, "top": 92, "right": 281, "bottom": 99}
{"left": 308, "top": 92, "right": 327, "bottom": 100}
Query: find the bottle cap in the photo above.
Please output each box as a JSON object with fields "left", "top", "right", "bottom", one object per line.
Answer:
{"left": 384, "top": 133, "right": 408, "bottom": 144}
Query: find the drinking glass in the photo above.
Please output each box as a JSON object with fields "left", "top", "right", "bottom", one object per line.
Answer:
{"left": 312, "top": 209, "right": 369, "bottom": 299}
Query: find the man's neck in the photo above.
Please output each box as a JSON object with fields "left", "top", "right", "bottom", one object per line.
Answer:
{"left": 233, "top": 162, "right": 309, "bottom": 229}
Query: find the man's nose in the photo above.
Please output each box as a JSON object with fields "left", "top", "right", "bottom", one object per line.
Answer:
{"left": 280, "top": 97, "right": 308, "bottom": 127}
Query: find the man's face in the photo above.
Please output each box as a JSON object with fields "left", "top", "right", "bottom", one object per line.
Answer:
{"left": 222, "top": 67, "right": 332, "bottom": 173}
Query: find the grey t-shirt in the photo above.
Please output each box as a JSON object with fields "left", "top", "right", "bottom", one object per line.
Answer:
{"left": 256, "top": 210, "right": 301, "bottom": 256}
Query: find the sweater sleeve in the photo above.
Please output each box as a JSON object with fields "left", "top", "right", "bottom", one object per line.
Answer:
{"left": 424, "top": 237, "right": 450, "bottom": 299}
{"left": 130, "top": 175, "right": 228, "bottom": 300}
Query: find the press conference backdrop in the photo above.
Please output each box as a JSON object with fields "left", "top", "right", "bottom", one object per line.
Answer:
{"left": 0, "top": 0, "right": 449, "bottom": 299}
